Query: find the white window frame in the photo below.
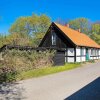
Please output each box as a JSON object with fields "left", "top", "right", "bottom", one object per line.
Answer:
{"left": 52, "top": 32, "right": 56, "bottom": 45}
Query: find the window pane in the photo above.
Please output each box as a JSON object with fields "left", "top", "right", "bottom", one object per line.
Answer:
{"left": 52, "top": 32, "right": 56, "bottom": 45}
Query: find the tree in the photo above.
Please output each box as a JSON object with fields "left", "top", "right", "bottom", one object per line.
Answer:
{"left": 68, "top": 18, "right": 91, "bottom": 34}
{"left": 90, "top": 33, "right": 100, "bottom": 44}
{"left": 91, "top": 23, "right": 100, "bottom": 35}
{"left": 0, "top": 34, "right": 4, "bottom": 47}
{"left": 9, "top": 14, "right": 51, "bottom": 46}
{"left": 90, "top": 22, "right": 100, "bottom": 44}
{"left": 9, "top": 16, "right": 34, "bottom": 37}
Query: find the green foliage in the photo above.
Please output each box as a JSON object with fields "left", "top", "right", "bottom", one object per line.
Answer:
{"left": 1, "top": 50, "right": 55, "bottom": 71}
{"left": 0, "top": 35, "right": 4, "bottom": 47}
{"left": 68, "top": 18, "right": 90, "bottom": 34}
{"left": 90, "top": 33, "right": 100, "bottom": 44}
{"left": 9, "top": 14, "right": 51, "bottom": 47}
{"left": 91, "top": 24, "right": 100, "bottom": 35}
{"left": 56, "top": 17, "right": 100, "bottom": 44}
{"left": 0, "top": 33, "right": 32, "bottom": 48}
{"left": 1, "top": 15, "right": 100, "bottom": 83}
{"left": 9, "top": 17, "right": 30, "bottom": 36}
{"left": 0, "top": 50, "right": 55, "bottom": 83}
{"left": 0, "top": 66, "right": 18, "bottom": 83}
{"left": 67, "top": 18, "right": 100, "bottom": 44}
{"left": 90, "top": 23, "right": 100, "bottom": 44}
{"left": 1, "top": 16, "right": 100, "bottom": 48}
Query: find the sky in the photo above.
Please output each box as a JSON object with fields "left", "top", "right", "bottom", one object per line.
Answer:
{"left": 0, "top": 0, "right": 100, "bottom": 34}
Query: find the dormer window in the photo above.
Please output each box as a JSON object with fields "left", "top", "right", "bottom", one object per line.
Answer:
{"left": 52, "top": 32, "right": 56, "bottom": 45}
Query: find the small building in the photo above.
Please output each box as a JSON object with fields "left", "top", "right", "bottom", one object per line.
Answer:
{"left": 39, "top": 22, "right": 100, "bottom": 65}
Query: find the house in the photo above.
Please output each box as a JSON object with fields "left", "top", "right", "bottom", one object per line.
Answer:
{"left": 39, "top": 22, "right": 100, "bottom": 65}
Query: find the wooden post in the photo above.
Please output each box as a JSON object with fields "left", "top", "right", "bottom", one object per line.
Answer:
{"left": 74, "top": 47, "right": 76, "bottom": 62}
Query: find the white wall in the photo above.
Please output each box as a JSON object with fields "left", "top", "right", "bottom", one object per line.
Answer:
{"left": 67, "top": 48, "right": 74, "bottom": 63}
{"left": 81, "top": 48, "right": 86, "bottom": 62}
{"left": 67, "top": 57, "right": 74, "bottom": 63}
{"left": 76, "top": 47, "right": 81, "bottom": 62}
{"left": 99, "top": 49, "right": 100, "bottom": 59}
{"left": 76, "top": 47, "right": 86, "bottom": 62}
{"left": 90, "top": 48, "right": 100, "bottom": 60}
{"left": 67, "top": 47, "right": 86, "bottom": 63}
{"left": 76, "top": 47, "right": 81, "bottom": 56}
{"left": 66, "top": 47, "right": 100, "bottom": 63}
{"left": 89, "top": 48, "right": 92, "bottom": 60}
{"left": 68, "top": 48, "right": 74, "bottom": 56}
{"left": 86, "top": 48, "right": 100, "bottom": 60}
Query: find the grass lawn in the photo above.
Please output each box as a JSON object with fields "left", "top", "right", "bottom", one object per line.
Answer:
{"left": 17, "top": 63, "right": 81, "bottom": 81}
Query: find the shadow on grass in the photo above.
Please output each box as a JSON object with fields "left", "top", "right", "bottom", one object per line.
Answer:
{"left": 64, "top": 77, "right": 100, "bottom": 100}
{"left": 0, "top": 82, "right": 26, "bottom": 100}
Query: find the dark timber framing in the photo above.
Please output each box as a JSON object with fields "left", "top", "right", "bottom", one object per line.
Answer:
{"left": 39, "top": 22, "right": 76, "bottom": 48}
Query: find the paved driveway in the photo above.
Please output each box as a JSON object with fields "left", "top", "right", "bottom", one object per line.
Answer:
{"left": 0, "top": 61, "right": 100, "bottom": 100}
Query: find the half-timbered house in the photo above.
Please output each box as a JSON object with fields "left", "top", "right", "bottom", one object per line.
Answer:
{"left": 39, "top": 22, "right": 100, "bottom": 64}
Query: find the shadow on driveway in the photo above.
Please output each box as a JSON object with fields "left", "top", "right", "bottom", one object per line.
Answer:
{"left": 0, "top": 82, "right": 26, "bottom": 100}
{"left": 64, "top": 77, "right": 100, "bottom": 100}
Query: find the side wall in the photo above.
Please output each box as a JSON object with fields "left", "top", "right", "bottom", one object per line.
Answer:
{"left": 66, "top": 47, "right": 100, "bottom": 63}
{"left": 76, "top": 47, "right": 86, "bottom": 62}
{"left": 89, "top": 48, "right": 100, "bottom": 60}
{"left": 75, "top": 47, "right": 100, "bottom": 62}
{"left": 65, "top": 47, "right": 86, "bottom": 63}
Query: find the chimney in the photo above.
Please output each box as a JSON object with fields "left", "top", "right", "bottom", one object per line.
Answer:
{"left": 78, "top": 29, "right": 81, "bottom": 33}
{"left": 65, "top": 24, "right": 69, "bottom": 28}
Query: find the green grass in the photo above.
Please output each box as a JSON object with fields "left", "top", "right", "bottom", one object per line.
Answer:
{"left": 17, "top": 63, "right": 81, "bottom": 81}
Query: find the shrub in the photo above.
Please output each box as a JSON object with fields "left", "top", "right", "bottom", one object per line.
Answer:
{"left": 1, "top": 50, "right": 55, "bottom": 72}
{"left": 88, "top": 60, "right": 95, "bottom": 63}
{"left": 0, "top": 50, "right": 55, "bottom": 83}
{"left": 0, "top": 66, "right": 18, "bottom": 83}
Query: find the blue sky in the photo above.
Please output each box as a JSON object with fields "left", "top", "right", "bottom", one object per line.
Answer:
{"left": 0, "top": 0, "right": 100, "bottom": 34}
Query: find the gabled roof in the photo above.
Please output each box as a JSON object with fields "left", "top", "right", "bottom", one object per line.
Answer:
{"left": 53, "top": 22, "right": 100, "bottom": 48}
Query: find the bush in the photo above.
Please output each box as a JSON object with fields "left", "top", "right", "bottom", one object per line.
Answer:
{"left": 0, "top": 66, "right": 18, "bottom": 83}
{"left": 1, "top": 50, "right": 55, "bottom": 72}
{"left": 88, "top": 60, "right": 95, "bottom": 63}
{"left": 0, "top": 50, "right": 55, "bottom": 83}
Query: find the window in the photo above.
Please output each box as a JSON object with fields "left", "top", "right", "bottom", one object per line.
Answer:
{"left": 96, "top": 49, "right": 99, "bottom": 56}
{"left": 93, "top": 49, "right": 96, "bottom": 56}
{"left": 52, "top": 32, "right": 56, "bottom": 45}
{"left": 94, "top": 49, "right": 96, "bottom": 56}
{"left": 81, "top": 48, "right": 84, "bottom": 56}
{"left": 91, "top": 49, "right": 94, "bottom": 55}
{"left": 97, "top": 50, "right": 99, "bottom": 56}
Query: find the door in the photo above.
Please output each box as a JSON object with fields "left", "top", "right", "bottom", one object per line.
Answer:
{"left": 53, "top": 51, "right": 65, "bottom": 66}
{"left": 86, "top": 48, "right": 89, "bottom": 61}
